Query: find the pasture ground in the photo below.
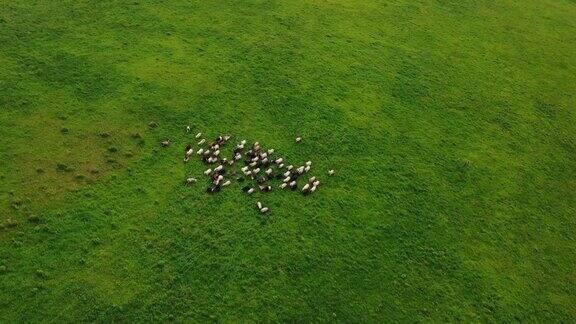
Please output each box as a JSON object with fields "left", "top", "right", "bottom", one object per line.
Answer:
{"left": 1, "top": 0, "right": 575, "bottom": 322}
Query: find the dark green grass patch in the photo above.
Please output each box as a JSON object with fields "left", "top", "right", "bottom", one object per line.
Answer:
{"left": 1, "top": 0, "right": 575, "bottom": 322}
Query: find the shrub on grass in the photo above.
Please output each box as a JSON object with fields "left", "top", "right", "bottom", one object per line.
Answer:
{"left": 28, "top": 215, "right": 41, "bottom": 223}
{"left": 4, "top": 218, "right": 19, "bottom": 228}
{"left": 35, "top": 270, "right": 48, "bottom": 279}
{"left": 56, "top": 163, "right": 74, "bottom": 172}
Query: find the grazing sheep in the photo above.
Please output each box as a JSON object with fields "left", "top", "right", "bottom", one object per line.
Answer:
{"left": 252, "top": 168, "right": 260, "bottom": 174}
{"left": 186, "top": 125, "right": 191, "bottom": 133}
{"left": 309, "top": 176, "right": 316, "bottom": 183}
{"left": 222, "top": 180, "right": 231, "bottom": 186}
{"left": 267, "top": 149, "right": 274, "bottom": 154}
{"left": 280, "top": 183, "right": 287, "bottom": 189}
{"left": 278, "top": 163, "right": 284, "bottom": 169}
{"left": 289, "top": 181, "right": 297, "bottom": 190}
{"left": 195, "top": 132, "right": 202, "bottom": 138}
{"left": 265, "top": 168, "right": 273, "bottom": 175}
{"left": 198, "top": 139, "right": 206, "bottom": 145}
{"left": 185, "top": 177, "right": 197, "bottom": 186}
{"left": 275, "top": 158, "right": 283, "bottom": 164}
{"left": 241, "top": 139, "right": 246, "bottom": 145}
{"left": 204, "top": 169, "right": 212, "bottom": 175}
{"left": 257, "top": 201, "right": 263, "bottom": 209}
{"left": 304, "top": 165, "right": 311, "bottom": 173}
{"left": 260, "top": 185, "right": 272, "bottom": 192}
{"left": 260, "top": 207, "right": 269, "bottom": 213}
{"left": 161, "top": 140, "right": 171, "bottom": 147}
{"left": 328, "top": 169, "right": 335, "bottom": 176}
{"left": 283, "top": 171, "right": 291, "bottom": 177}
{"left": 197, "top": 148, "right": 204, "bottom": 155}
{"left": 296, "top": 136, "right": 302, "bottom": 143}
{"left": 313, "top": 180, "right": 320, "bottom": 187}
{"left": 214, "top": 165, "right": 223, "bottom": 172}
{"left": 302, "top": 183, "right": 310, "bottom": 192}
{"left": 241, "top": 166, "right": 249, "bottom": 172}
{"left": 283, "top": 176, "right": 291, "bottom": 183}
{"left": 296, "top": 166, "right": 305, "bottom": 174}
{"left": 286, "top": 165, "right": 294, "bottom": 171}
{"left": 247, "top": 188, "right": 255, "bottom": 194}
{"left": 305, "top": 161, "right": 312, "bottom": 166}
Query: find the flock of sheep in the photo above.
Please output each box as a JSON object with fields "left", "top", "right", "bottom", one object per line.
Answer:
{"left": 177, "top": 126, "right": 334, "bottom": 213}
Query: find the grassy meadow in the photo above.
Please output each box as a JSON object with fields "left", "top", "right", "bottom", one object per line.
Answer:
{"left": 1, "top": 0, "right": 575, "bottom": 322}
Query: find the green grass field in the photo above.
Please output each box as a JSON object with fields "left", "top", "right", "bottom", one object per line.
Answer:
{"left": 1, "top": 0, "right": 575, "bottom": 322}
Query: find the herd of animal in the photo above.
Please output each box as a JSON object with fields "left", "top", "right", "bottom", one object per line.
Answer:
{"left": 175, "top": 126, "right": 334, "bottom": 213}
